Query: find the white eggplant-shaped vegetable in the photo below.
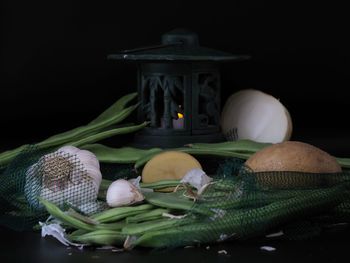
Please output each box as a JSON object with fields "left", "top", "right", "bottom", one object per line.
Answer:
{"left": 220, "top": 89, "right": 292, "bottom": 144}
{"left": 25, "top": 146, "right": 102, "bottom": 211}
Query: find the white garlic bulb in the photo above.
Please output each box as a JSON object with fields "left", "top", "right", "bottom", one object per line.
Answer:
{"left": 106, "top": 179, "right": 144, "bottom": 207}
{"left": 25, "top": 145, "right": 102, "bottom": 211}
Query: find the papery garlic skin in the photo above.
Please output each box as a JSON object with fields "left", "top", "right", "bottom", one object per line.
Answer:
{"left": 106, "top": 179, "right": 144, "bottom": 207}
{"left": 180, "top": 168, "right": 213, "bottom": 191}
{"left": 128, "top": 176, "right": 141, "bottom": 189}
{"left": 56, "top": 146, "right": 102, "bottom": 192}
{"left": 25, "top": 145, "right": 102, "bottom": 211}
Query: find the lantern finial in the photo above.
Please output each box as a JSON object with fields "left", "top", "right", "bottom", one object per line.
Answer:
{"left": 161, "top": 29, "right": 199, "bottom": 46}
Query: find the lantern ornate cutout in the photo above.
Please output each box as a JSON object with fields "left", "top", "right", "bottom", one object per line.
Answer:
{"left": 108, "top": 29, "right": 249, "bottom": 148}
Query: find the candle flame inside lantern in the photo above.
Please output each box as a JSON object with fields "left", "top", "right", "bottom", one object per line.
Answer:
{"left": 178, "top": 112, "right": 184, "bottom": 119}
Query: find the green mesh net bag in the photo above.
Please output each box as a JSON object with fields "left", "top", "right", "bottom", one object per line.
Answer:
{"left": 1, "top": 148, "right": 350, "bottom": 249}
{"left": 0, "top": 146, "right": 111, "bottom": 231}
{"left": 126, "top": 158, "right": 350, "bottom": 248}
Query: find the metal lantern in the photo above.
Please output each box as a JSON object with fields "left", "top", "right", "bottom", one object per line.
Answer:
{"left": 108, "top": 29, "right": 249, "bottom": 148}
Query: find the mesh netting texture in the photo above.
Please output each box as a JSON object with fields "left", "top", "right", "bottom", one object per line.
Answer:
{"left": 0, "top": 147, "right": 350, "bottom": 248}
{"left": 0, "top": 146, "right": 109, "bottom": 231}
{"left": 157, "top": 159, "right": 350, "bottom": 247}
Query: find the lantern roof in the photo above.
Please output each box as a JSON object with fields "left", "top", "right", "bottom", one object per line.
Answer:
{"left": 108, "top": 29, "right": 250, "bottom": 62}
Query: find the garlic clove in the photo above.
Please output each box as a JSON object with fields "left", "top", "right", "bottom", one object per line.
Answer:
{"left": 83, "top": 164, "right": 102, "bottom": 191}
{"left": 106, "top": 179, "right": 144, "bottom": 207}
{"left": 75, "top": 149, "right": 100, "bottom": 170}
{"left": 57, "top": 145, "right": 80, "bottom": 155}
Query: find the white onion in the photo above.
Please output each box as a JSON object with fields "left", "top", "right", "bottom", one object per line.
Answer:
{"left": 220, "top": 89, "right": 292, "bottom": 144}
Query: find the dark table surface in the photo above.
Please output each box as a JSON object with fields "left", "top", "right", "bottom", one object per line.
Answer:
{"left": 1, "top": 135, "right": 350, "bottom": 263}
{"left": 2, "top": 226, "right": 349, "bottom": 263}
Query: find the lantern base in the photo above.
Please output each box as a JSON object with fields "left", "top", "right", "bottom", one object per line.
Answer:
{"left": 131, "top": 132, "right": 225, "bottom": 149}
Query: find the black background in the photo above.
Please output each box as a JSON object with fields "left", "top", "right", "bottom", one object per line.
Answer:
{"left": 1, "top": 2, "right": 350, "bottom": 261}
{"left": 1, "top": 0, "right": 350, "bottom": 155}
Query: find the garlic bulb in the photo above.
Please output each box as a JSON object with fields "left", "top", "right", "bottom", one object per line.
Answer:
{"left": 25, "top": 145, "right": 102, "bottom": 211}
{"left": 106, "top": 179, "right": 144, "bottom": 207}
